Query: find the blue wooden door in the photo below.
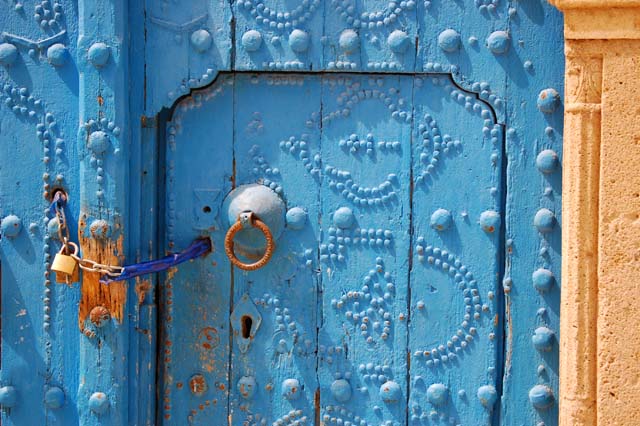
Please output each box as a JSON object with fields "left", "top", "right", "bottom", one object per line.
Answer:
{"left": 164, "top": 72, "right": 505, "bottom": 426}
{"left": 0, "top": 0, "right": 563, "bottom": 425}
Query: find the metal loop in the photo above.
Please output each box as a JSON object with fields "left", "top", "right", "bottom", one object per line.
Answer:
{"left": 224, "top": 214, "right": 274, "bottom": 271}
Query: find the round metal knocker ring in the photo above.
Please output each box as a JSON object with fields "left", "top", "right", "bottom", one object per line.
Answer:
{"left": 224, "top": 213, "right": 275, "bottom": 271}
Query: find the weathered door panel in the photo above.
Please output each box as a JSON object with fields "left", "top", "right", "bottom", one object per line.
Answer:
{"left": 164, "top": 72, "right": 505, "bottom": 425}
{"left": 408, "top": 75, "right": 503, "bottom": 425}
{"left": 0, "top": 0, "right": 564, "bottom": 424}
{"left": 317, "top": 74, "right": 413, "bottom": 426}
{"left": 161, "top": 77, "right": 235, "bottom": 424}
{"left": 229, "top": 74, "right": 321, "bottom": 426}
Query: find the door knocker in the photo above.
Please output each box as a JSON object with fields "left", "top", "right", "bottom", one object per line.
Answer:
{"left": 225, "top": 211, "right": 275, "bottom": 270}
{"left": 221, "top": 183, "right": 286, "bottom": 271}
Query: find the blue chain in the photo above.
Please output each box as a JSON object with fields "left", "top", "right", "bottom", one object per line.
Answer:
{"left": 48, "top": 191, "right": 67, "bottom": 219}
{"left": 47, "top": 192, "right": 212, "bottom": 284}
{"left": 99, "top": 238, "right": 212, "bottom": 284}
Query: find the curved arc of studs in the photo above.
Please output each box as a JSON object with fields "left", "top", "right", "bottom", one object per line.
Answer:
{"left": 236, "top": 0, "right": 322, "bottom": 32}
{"left": 412, "top": 240, "right": 492, "bottom": 367}
{"left": 0, "top": 78, "right": 70, "bottom": 396}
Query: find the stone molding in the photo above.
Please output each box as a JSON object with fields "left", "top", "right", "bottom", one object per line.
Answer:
{"left": 551, "top": 2, "right": 640, "bottom": 425}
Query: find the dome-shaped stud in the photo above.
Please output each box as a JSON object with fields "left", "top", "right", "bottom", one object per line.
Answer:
{"left": 533, "top": 208, "right": 556, "bottom": 233}
{"left": 537, "top": 88, "right": 561, "bottom": 113}
{"left": 47, "top": 43, "right": 68, "bottom": 67}
{"left": 438, "top": 29, "right": 461, "bottom": 52}
{"left": 44, "top": 386, "right": 65, "bottom": 409}
{"left": 330, "top": 379, "right": 352, "bottom": 403}
{"left": 379, "top": 381, "right": 402, "bottom": 403}
{"left": 486, "top": 31, "right": 510, "bottom": 54}
{"left": 47, "top": 217, "right": 60, "bottom": 239}
{"left": 339, "top": 29, "right": 359, "bottom": 54}
{"left": 87, "top": 42, "right": 110, "bottom": 68}
{"left": 286, "top": 207, "right": 307, "bottom": 230}
{"left": 479, "top": 210, "right": 501, "bottom": 233}
{"left": 237, "top": 376, "right": 257, "bottom": 400}
{"left": 532, "top": 268, "right": 555, "bottom": 292}
{"left": 281, "top": 378, "right": 301, "bottom": 400}
{"left": 426, "top": 383, "right": 448, "bottom": 406}
{"left": 477, "top": 385, "right": 497, "bottom": 409}
{"left": 289, "top": 29, "right": 310, "bottom": 53}
{"left": 430, "top": 208, "right": 452, "bottom": 231}
{"left": 333, "top": 207, "right": 355, "bottom": 229}
{"left": 0, "top": 386, "right": 17, "bottom": 408}
{"left": 0, "top": 43, "right": 18, "bottom": 66}
{"left": 529, "top": 385, "right": 555, "bottom": 409}
{"left": 531, "top": 326, "right": 555, "bottom": 352}
{"left": 89, "top": 306, "right": 111, "bottom": 328}
{"left": 387, "top": 30, "right": 410, "bottom": 53}
{"left": 1, "top": 215, "right": 22, "bottom": 238}
{"left": 88, "top": 392, "right": 109, "bottom": 414}
{"left": 241, "top": 30, "right": 263, "bottom": 52}
{"left": 190, "top": 29, "right": 213, "bottom": 53}
{"left": 88, "top": 131, "right": 110, "bottom": 154}
{"left": 536, "top": 149, "right": 559, "bottom": 174}
{"left": 89, "top": 219, "right": 111, "bottom": 240}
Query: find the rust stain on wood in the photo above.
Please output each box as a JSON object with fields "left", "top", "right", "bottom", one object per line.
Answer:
{"left": 77, "top": 213, "right": 126, "bottom": 331}
{"left": 135, "top": 279, "right": 152, "bottom": 305}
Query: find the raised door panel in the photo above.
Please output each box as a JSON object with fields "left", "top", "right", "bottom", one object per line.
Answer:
{"left": 163, "top": 72, "right": 504, "bottom": 425}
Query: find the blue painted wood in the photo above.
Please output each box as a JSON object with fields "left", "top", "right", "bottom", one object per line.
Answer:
{"left": 0, "top": 1, "right": 82, "bottom": 424}
{"left": 408, "top": 75, "right": 503, "bottom": 425}
{"left": 75, "top": 0, "right": 131, "bottom": 424}
{"left": 230, "top": 75, "right": 321, "bottom": 426}
{"left": 317, "top": 74, "right": 413, "bottom": 426}
{"left": 161, "top": 75, "right": 235, "bottom": 425}
{"left": 0, "top": 0, "right": 564, "bottom": 425}
{"left": 500, "top": 3, "right": 564, "bottom": 425}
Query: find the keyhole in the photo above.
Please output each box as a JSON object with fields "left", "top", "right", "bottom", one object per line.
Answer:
{"left": 241, "top": 315, "right": 253, "bottom": 339}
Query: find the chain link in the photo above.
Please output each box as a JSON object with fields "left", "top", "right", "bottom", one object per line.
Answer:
{"left": 49, "top": 192, "right": 209, "bottom": 284}
{"left": 69, "top": 252, "right": 124, "bottom": 277}
{"left": 52, "top": 193, "right": 124, "bottom": 278}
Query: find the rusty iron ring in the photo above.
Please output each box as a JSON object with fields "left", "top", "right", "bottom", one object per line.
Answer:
{"left": 224, "top": 214, "right": 274, "bottom": 271}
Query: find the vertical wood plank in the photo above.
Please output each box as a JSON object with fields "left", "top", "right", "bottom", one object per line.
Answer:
{"left": 161, "top": 75, "right": 235, "bottom": 425}
{"left": 318, "top": 74, "right": 412, "bottom": 426}
{"left": 229, "top": 73, "right": 321, "bottom": 426}
{"left": 76, "top": 0, "right": 131, "bottom": 424}
{"left": 501, "top": 3, "right": 565, "bottom": 425}
{"left": 408, "top": 75, "right": 503, "bottom": 425}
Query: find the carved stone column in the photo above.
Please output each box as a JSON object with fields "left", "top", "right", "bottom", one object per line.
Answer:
{"left": 550, "top": 1, "right": 640, "bottom": 425}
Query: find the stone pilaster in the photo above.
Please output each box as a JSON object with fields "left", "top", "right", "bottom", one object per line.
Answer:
{"left": 550, "top": 2, "right": 640, "bottom": 425}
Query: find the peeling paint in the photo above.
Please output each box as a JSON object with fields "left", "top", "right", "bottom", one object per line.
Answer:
{"left": 77, "top": 213, "right": 126, "bottom": 331}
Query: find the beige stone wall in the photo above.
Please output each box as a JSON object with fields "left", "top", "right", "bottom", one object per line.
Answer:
{"left": 550, "top": 1, "right": 640, "bottom": 425}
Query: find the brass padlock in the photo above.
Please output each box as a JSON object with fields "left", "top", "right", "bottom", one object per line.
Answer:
{"left": 52, "top": 242, "right": 79, "bottom": 284}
